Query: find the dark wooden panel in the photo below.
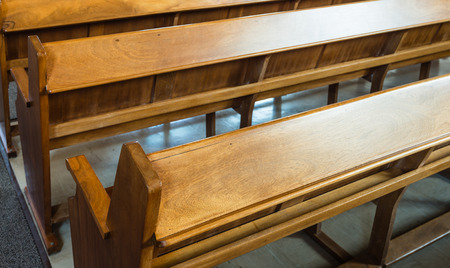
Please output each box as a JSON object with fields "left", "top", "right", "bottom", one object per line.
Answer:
{"left": 236, "top": 2, "right": 291, "bottom": 17}
{"left": 432, "top": 22, "right": 450, "bottom": 42}
{"left": 5, "top": 25, "right": 88, "bottom": 60}
{"left": 398, "top": 24, "right": 441, "bottom": 51}
{"left": 49, "top": 76, "right": 154, "bottom": 124}
{"left": 89, "top": 15, "right": 172, "bottom": 36}
{"left": 17, "top": 37, "right": 51, "bottom": 238}
{"left": 264, "top": 45, "right": 324, "bottom": 79}
{"left": 153, "top": 59, "right": 249, "bottom": 102}
{"left": 176, "top": 7, "right": 230, "bottom": 25}
{"left": 317, "top": 34, "right": 389, "bottom": 67}
{"left": 297, "top": 0, "right": 333, "bottom": 9}
{"left": 333, "top": 0, "right": 366, "bottom": 4}
{"left": 69, "top": 192, "right": 112, "bottom": 268}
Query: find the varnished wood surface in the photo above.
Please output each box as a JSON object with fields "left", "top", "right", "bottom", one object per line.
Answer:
{"left": 1, "top": 0, "right": 286, "bottom": 32}
{"left": 1, "top": 0, "right": 369, "bottom": 32}
{"left": 148, "top": 75, "right": 450, "bottom": 241}
{"left": 42, "top": 0, "right": 450, "bottom": 92}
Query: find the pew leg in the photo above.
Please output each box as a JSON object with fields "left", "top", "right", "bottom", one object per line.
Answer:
{"left": 0, "top": 33, "right": 16, "bottom": 157}
{"left": 273, "top": 96, "right": 282, "bottom": 119}
{"left": 439, "top": 169, "right": 450, "bottom": 179}
{"left": 239, "top": 95, "right": 257, "bottom": 128}
{"left": 367, "top": 187, "right": 408, "bottom": 266}
{"left": 327, "top": 83, "right": 339, "bottom": 105}
{"left": 362, "top": 73, "right": 373, "bottom": 82}
{"left": 206, "top": 113, "right": 216, "bottom": 137}
{"left": 370, "top": 65, "right": 390, "bottom": 93}
{"left": 419, "top": 61, "right": 432, "bottom": 80}
{"left": 306, "top": 223, "right": 352, "bottom": 263}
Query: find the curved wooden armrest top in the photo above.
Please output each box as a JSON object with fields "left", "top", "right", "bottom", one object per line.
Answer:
{"left": 10, "top": 67, "right": 30, "bottom": 107}
{"left": 66, "top": 155, "right": 111, "bottom": 239}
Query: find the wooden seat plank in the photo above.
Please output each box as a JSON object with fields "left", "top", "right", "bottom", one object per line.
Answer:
{"left": 149, "top": 75, "right": 450, "bottom": 241}
{"left": 43, "top": 0, "right": 450, "bottom": 92}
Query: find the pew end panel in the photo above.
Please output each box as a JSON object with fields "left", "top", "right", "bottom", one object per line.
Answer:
{"left": 67, "top": 142, "right": 162, "bottom": 268}
{"left": 15, "top": 35, "right": 60, "bottom": 251}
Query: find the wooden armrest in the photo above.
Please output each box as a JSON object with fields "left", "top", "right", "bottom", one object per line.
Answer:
{"left": 66, "top": 155, "right": 111, "bottom": 239}
{"left": 10, "top": 67, "right": 31, "bottom": 107}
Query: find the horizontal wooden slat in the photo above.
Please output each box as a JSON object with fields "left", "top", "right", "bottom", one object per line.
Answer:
{"left": 48, "top": 41, "right": 450, "bottom": 139}
{"left": 2, "top": 0, "right": 287, "bottom": 32}
{"left": 146, "top": 75, "right": 450, "bottom": 242}
{"left": 42, "top": 0, "right": 450, "bottom": 93}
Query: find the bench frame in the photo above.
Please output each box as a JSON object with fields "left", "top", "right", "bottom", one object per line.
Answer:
{"left": 67, "top": 134, "right": 450, "bottom": 267}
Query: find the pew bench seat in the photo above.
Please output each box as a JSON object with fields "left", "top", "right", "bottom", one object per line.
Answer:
{"left": 67, "top": 75, "right": 450, "bottom": 267}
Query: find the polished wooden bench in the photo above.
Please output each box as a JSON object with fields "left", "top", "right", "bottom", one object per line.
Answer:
{"left": 67, "top": 75, "right": 450, "bottom": 267}
{"left": 13, "top": 0, "right": 450, "bottom": 252}
{"left": 0, "top": 0, "right": 365, "bottom": 156}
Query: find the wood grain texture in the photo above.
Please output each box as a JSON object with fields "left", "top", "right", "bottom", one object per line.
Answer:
{"left": 148, "top": 75, "right": 450, "bottom": 241}
{"left": 42, "top": 0, "right": 450, "bottom": 92}
{"left": 10, "top": 67, "right": 29, "bottom": 106}
{"left": 1, "top": 0, "right": 288, "bottom": 32}
{"left": 66, "top": 155, "right": 111, "bottom": 238}
{"left": 16, "top": 36, "right": 55, "bottom": 249}
{"left": 107, "top": 142, "right": 162, "bottom": 268}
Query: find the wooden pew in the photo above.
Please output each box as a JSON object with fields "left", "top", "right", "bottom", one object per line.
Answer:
{"left": 12, "top": 0, "right": 450, "bottom": 252}
{"left": 0, "top": 0, "right": 366, "bottom": 156}
{"left": 67, "top": 75, "right": 450, "bottom": 267}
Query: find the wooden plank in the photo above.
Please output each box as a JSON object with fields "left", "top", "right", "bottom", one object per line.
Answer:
{"left": 148, "top": 75, "right": 450, "bottom": 242}
{"left": 1, "top": 0, "right": 287, "bottom": 32}
{"left": 42, "top": 0, "right": 450, "bottom": 92}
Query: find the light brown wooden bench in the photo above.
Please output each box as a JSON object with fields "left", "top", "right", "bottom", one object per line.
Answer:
{"left": 0, "top": 0, "right": 366, "bottom": 156}
{"left": 67, "top": 74, "right": 450, "bottom": 267}
{"left": 12, "top": 0, "right": 450, "bottom": 252}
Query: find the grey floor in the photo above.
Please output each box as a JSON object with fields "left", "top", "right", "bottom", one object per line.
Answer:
{"left": 9, "top": 58, "right": 450, "bottom": 267}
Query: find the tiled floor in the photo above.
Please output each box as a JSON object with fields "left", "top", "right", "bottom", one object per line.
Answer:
{"left": 9, "top": 58, "right": 450, "bottom": 267}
